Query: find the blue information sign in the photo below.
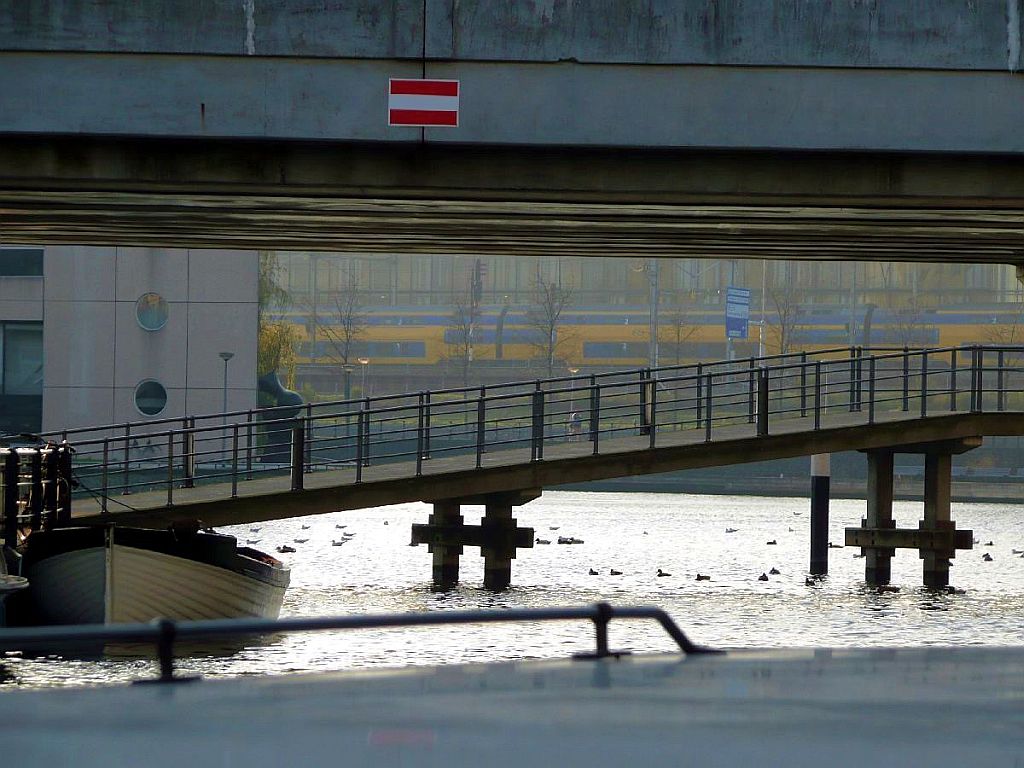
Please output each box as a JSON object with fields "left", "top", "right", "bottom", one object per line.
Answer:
{"left": 725, "top": 287, "right": 750, "bottom": 340}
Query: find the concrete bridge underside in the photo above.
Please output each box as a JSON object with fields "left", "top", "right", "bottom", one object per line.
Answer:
{"left": 3, "top": 139, "right": 1023, "bottom": 263}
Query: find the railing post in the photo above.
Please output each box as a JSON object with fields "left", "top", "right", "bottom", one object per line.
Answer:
{"left": 290, "top": 422, "right": 305, "bottom": 492}
{"left": 536, "top": 387, "right": 546, "bottom": 461}
{"left": 696, "top": 363, "right": 704, "bottom": 424}
{"left": 355, "top": 404, "right": 364, "bottom": 482}
{"left": 949, "top": 348, "right": 958, "bottom": 412}
{"left": 588, "top": 375, "right": 598, "bottom": 444}
{"left": 101, "top": 438, "right": 109, "bottom": 513}
{"left": 304, "top": 404, "right": 313, "bottom": 469}
{"left": 704, "top": 373, "right": 713, "bottom": 442}
{"left": 3, "top": 450, "right": 19, "bottom": 547}
{"left": 800, "top": 352, "right": 808, "bottom": 417}
{"left": 868, "top": 357, "right": 876, "bottom": 424}
{"left": 638, "top": 368, "right": 650, "bottom": 435}
{"left": 362, "top": 398, "right": 371, "bottom": 467}
{"left": 757, "top": 368, "right": 769, "bottom": 437}
{"left": 747, "top": 358, "right": 755, "bottom": 424}
{"left": 648, "top": 377, "right": 657, "bottom": 449}
{"left": 231, "top": 423, "right": 239, "bottom": 498}
{"left": 848, "top": 347, "right": 857, "bottom": 412}
{"left": 43, "top": 446, "right": 58, "bottom": 529}
{"left": 975, "top": 347, "right": 985, "bottom": 412}
{"left": 57, "top": 442, "right": 73, "bottom": 524}
{"left": 851, "top": 348, "right": 860, "bottom": 411}
{"left": 122, "top": 423, "right": 131, "bottom": 494}
{"left": 814, "top": 361, "right": 822, "bottom": 430}
{"left": 166, "top": 430, "right": 174, "bottom": 507}
{"left": 423, "top": 391, "right": 432, "bottom": 459}
{"left": 29, "top": 449, "right": 42, "bottom": 531}
{"left": 246, "top": 411, "right": 254, "bottom": 481}
{"left": 181, "top": 417, "right": 194, "bottom": 489}
{"left": 920, "top": 349, "right": 929, "bottom": 418}
{"left": 476, "top": 389, "right": 486, "bottom": 469}
{"left": 902, "top": 346, "right": 910, "bottom": 412}
{"left": 998, "top": 349, "right": 1006, "bottom": 412}
{"left": 416, "top": 393, "right": 425, "bottom": 476}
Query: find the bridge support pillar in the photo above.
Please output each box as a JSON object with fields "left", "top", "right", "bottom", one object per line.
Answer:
{"left": 411, "top": 490, "right": 538, "bottom": 591}
{"left": 863, "top": 450, "right": 895, "bottom": 586}
{"left": 429, "top": 500, "right": 463, "bottom": 588}
{"left": 809, "top": 454, "right": 830, "bottom": 575}
{"left": 922, "top": 453, "right": 953, "bottom": 588}
{"left": 847, "top": 438, "right": 978, "bottom": 588}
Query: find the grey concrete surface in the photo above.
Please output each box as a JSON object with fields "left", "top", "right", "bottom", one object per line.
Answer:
{"left": 2, "top": 0, "right": 1021, "bottom": 71}
{"left": 1, "top": 646, "right": 1023, "bottom": 767}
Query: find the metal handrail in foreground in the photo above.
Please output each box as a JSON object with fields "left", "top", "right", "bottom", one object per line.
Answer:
{"left": 0, "top": 603, "right": 720, "bottom": 684}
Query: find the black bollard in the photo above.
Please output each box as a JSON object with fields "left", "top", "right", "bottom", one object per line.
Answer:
{"left": 809, "top": 454, "right": 830, "bottom": 575}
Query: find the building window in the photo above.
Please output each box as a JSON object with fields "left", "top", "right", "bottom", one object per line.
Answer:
{"left": 0, "top": 248, "right": 43, "bottom": 276}
{"left": 1, "top": 324, "right": 43, "bottom": 395}
{"left": 134, "top": 380, "right": 167, "bottom": 416}
{"left": 136, "top": 292, "right": 169, "bottom": 331}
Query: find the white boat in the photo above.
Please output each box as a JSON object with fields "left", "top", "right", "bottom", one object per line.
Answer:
{"left": 12, "top": 526, "right": 289, "bottom": 625}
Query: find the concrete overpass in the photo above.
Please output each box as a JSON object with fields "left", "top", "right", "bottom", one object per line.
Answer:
{"left": 1, "top": 1, "right": 1023, "bottom": 263}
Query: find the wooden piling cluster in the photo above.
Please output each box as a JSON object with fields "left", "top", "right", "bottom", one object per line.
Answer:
{"left": 410, "top": 490, "right": 538, "bottom": 590}
{"left": 845, "top": 438, "right": 977, "bottom": 588}
{"left": 1, "top": 443, "right": 74, "bottom": 548}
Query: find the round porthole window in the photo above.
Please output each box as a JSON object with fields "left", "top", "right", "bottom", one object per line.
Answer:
{"left": 136, "top": 292, "right": 169, "bottom": 331}
{"left": 134, "top": 380, "right": 168, "bottom": 416}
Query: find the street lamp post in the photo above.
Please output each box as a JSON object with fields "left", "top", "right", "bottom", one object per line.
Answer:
{"left": 343, "top": 365, "right": 353, "bottom": 437}
{"left": 358, "top": 357, "right": 370, "bottom": 396}
{"left": 567, "top": 367, "right": 579, "bottom": 412}
{"left": 219, "top": 351, "right": 234, "bottom": 460}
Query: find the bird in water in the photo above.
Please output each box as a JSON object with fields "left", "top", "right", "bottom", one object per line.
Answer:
{"left": 301, "top": 524, "right": 310, "bottom": 530}
{"left": 588, "top": 568, "right": 599, "bottom": 575}
{"left": 758, "top": 572, "right": 769, "bottom": 581}
{"left": 804, "top": 577, "right": 815, "bottom": 586}
{"left": 294, "top": 538, "right": 309, "bottom": 544}
{"left": 769, "top": 567, "right": 780, "bottom": 575}
{"left": 535, "top": 538, "right": 551, "bottom": 545}
{"left": 276, "top": 545, "right": 296, "bottom": 554}
{"left": 609, "top": 569, "right": 623, "bottom": 576}
{"left": 725, "top": 528, "right": 738, "bottom": 533}
{"left": 657, "top": 568, "right": 672, "bottom": 577}
{"left": 695, "top": 573, "right": 710, "bottom": 581}
{"left": 766, "top": 540, "right": 777, "bottom": 546}
{"left": 983, "top": 553, "right": 994, "bottom": 562}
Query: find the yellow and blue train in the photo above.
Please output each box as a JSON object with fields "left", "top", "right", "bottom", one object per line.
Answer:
{"left": 286, "top": 303, "right": 1024, "bottom": 372}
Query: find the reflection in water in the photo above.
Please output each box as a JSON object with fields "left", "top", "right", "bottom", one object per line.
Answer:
{"left": 5, "top": 491, "right": 1024, "bottom": 687}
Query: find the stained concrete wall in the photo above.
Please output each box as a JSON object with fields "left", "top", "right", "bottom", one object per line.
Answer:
{"left": 1, "top": 0, "right": 1021, "bottom": 71}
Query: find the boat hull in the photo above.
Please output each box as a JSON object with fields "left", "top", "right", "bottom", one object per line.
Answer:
{"left": 16, "top": 527, "right": 289, "bottom": 625}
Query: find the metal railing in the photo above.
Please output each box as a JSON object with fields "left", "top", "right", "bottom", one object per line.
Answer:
{"left": 0, "top": 602, "right": 720, "bottom": 684}
{"left": 19, "top": 345, "right": 1024, "bottom": 510}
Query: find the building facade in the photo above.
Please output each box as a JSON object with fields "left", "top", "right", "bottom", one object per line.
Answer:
{"left": 0, "top": 245, "right": 258, "bottom": 436}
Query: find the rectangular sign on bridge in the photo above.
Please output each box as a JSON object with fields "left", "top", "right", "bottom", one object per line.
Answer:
{"left": 725, "top": 287, "right": 750, "bottom": 339}
{"left": 388, "top": 79, "right": 460, "bottom": 127}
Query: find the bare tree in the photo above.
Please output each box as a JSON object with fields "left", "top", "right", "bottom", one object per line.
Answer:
{"left": 767, "top": 283, "right": 804, "bottom": 355}
{"left": 891, "top": 297, "right": 931, "bottom": 348}
{"left": 524, "top": 278, "right": 574, "bottom": 377}
{"left": 446, "top": 295, "right": 479, "bottom": 387}
{"left": 318, "top": 277, "right": 367, "bottom": 368}
{"left": 662, "top": 301, "right": 700, "bottom": 365}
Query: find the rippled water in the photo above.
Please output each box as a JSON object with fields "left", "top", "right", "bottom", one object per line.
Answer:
{"left": 5, "top": 490, "right": 1024, "bottom": 688}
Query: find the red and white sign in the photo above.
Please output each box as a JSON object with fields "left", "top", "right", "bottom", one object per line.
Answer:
{"left": 388, "top": 79, "right": 459, "bottom": 127}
